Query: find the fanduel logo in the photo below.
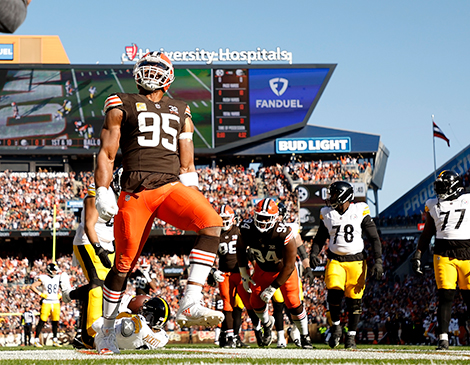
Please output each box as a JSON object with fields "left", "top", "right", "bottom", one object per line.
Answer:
{"left": 269, "top": 78, "right": 288, "bottom": 96}
{"left": 0, "top": 44, "right": 13, "bottom": 60}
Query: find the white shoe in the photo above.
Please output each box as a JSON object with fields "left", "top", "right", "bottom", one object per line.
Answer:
{"left": 277, "top": 336, "right": 287, "bottom": 348}
{"left": 33, "top": 338, "right": 42, "bottom": 348}
{"left": 96, "top": 326, "right": 120, "bottom": 354}
{"left": 288, "top": 326, "right": 301, "bottom": 348}
{"left": 52, "top": 337, "right": 62, "bottom": 347}
{"left": 176, "top": 297, "right": 225, "bottom": 327}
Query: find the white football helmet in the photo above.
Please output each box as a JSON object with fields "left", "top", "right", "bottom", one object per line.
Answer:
{"left": 254, "top": 198, "right": 279, "bottom": 233}
{"left": 133, "top": 51, "right": 175, "bottom": 92}
{"left": 219, "top": 205, "right": 235, "bottom": 231}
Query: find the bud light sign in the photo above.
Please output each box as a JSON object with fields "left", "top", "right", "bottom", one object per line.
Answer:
{"left": 276, "top": 137, "right": 351, "bottom": 154}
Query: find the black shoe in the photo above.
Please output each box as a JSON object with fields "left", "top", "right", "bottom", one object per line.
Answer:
{"left": 224, "top": 335, "right": 236, "bottom": 348}
{"left": 287, "top": 326, "right": 302, "bottom": 348}
{"left": 254, "top": 329, "right": 263, "bottom": 347}
{"left": 328, "top": 325, "right": 342, "bottom": 349}
{"left": 436, "top": 339, "right": 449, "bottom": 350}
{"left": 235, "top": 335, "right": 250, "bottom": 348}
{"left": 261, "top": 316, "right": 274, "bottom": 347}
{"left": 344, "top": 334, "right": 357, "bottom": 349}
{"left": 300, "top": 334, "right": 313, "bottom": 349}
{"left": 218, "top": 332, "right": 227, "bottom": 348}
{"left": 72, "top": 333, "right": 87, "bottom": 350}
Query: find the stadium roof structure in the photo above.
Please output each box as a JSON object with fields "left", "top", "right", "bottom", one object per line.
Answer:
{"left": 380, "top": 142, "right": 470, "bottom": 218}
{"left": 207, "top": 124, "right": 390, "bottom": 191}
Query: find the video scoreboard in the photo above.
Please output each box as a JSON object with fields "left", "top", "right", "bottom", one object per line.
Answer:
{"left": 0, "top": 64, "right": 335, "bottom": 154}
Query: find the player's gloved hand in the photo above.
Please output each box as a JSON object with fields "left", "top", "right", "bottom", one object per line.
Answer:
{"left": 310, "top": 255, "right": 321, "bottom": 270}
{"left": 40, "top": 293, "right": 48, "bottom": 299}
{"left": 260, "top": 285, "right": 277, "bottom": 303}
{"left": 207, "top": 268, "right": 217, "bottom": 287}
{"left": 239, "top": 267, "right": 256, "bottom": 293}
{"left": 95, "top": 186, "right": 119, "bottom": 221}
{"left": 303, "top": 267, "right": 315, "bottom": 285}
{"left": 92, "top": 242, "right": 113, "bottom": 269}
{"left": 218, "top": 242, "right": 228, "bottom": 255}
{"left": 213, "top": 269, "right": 225, "bottom": 283}
{"left": 370, "top": 258, "right": 384, "bottom": 280}
{"left": 410, "top": 250, "right": 423, "bottom": 275}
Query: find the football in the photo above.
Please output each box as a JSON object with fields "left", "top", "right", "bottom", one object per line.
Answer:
{"left": 127, "top": 294, "right": 151, "bottom": 314}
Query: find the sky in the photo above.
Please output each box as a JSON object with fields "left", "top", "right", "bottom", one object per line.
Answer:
{"left": 14, "top": 0, "right": 470, "bottom": 214}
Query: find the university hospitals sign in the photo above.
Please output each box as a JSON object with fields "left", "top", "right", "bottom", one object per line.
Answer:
{"left": 121, "top": 45, "right": 293, "bottom": 64}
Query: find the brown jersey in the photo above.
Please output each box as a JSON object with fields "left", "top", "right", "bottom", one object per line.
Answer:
{"left": 239, "top": 219, "right": 293, "bottom": 272}
{"left": 218, "top": 225, "right": 240, "bottom": 273}
{"left": 103, "top": 93, "right": 191, "bottom": 192}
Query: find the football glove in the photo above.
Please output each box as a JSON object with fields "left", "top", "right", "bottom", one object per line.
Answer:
{"left": 95, "top": 186, "right": 119, "bottom": 221}
{"left": 410, "top": 250, "right": 423, "bottom": 275}
{"left": 303, "top": 267, "right": 315, "bottom": 285}
{"left": 260, "top": 285, "right": 277, "bottom": 303}
{"left": 370, "top": 258, "right": 384, "bottom": 280}
{"left": 310, "top": 255, "right": 321, "bottom": 269}
{"left": 92, "top": 242, "right": 113, "bottom": 269}
{"left": 239, "top": 267, "right": 256, "bottom": 293}
{"left": 213, "top": 269, "right": 225, "bottom": 283}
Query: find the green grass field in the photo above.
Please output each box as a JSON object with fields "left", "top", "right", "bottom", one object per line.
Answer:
{"left": 1, "top": 343, "right": 469, "bottom": 365}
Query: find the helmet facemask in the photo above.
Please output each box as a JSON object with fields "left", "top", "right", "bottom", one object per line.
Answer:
{"left": 434, "top": 171, "right": 463, "bottom": 201}
{"left": 133, "top": 52, "right": 175, "bottom": 92}
{"left": 254, "top": 212, "right": 277, "bottom": 232}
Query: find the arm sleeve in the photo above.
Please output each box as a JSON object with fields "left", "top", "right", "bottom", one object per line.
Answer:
{"left": 0, "top": 0, "right": 28, "bottom": 33}
{"left": 361, "top": 215, "right": 382, "bottom": 260}
{"left": 310, "top": 220, "right": 329, "bottom": 257}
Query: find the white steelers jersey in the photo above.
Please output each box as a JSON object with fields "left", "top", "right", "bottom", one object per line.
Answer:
{"left": 320, "top": 202, "right": 371, "bottom": 256}
{"left": 73, "top": 186, "right": 115, "bottom": 252}
{"left": 38, "top": 274, "right": 61, "bottom": 303}
{"left": 93, "top": 313, "right": 169, "bottom": 350}
{"left": 426, "top": 194, "right": 470, "bottom": 240}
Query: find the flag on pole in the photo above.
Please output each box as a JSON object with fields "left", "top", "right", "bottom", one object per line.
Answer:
{"left": 433, "top": 122, "right": 450, "bottom": 147}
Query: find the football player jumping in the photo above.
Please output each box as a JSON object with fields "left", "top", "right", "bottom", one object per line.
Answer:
{"left": 237, "top": 198, "right": 313, "bottom": 349}
{"left": 411, "top": 170, "right": 470, "bottom": 350}
{"left": 94, "top": 51, "right": 223, "bottom": 354}
{"left": 309, "top": 181, "right": 383, "bottom": 350}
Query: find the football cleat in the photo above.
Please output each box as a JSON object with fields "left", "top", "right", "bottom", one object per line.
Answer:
{"left": 254, "top": 329, "right": 263, "bottom": 347}
{"left": 328, "top": 324, "right": 342, "bottom": 349}
{"left": 235, "top": 335, "right": 250, "bottom": 348}
{"left": 33, "top": 338, "right": 42, "bottom": 348}
{"left": 436, "top": 339, "right": 449, "bottom": 350}
{"left": 176, "top": 297, "right": 224, "bottom": 328}
{"left": 301, "top": 334, "right": 313, "bottom": 349}
{"left": 344, "top": 334, "right": 357, "bottom": 349}
{"left": 52, "top": 337, "right": 62, "bottom": 347}
{"left": 277, "top": 333, "right": 287, "bottom": 348}
{"left": 287, "top": 326, "right": 301, "bottom": 348}
{"left": 224, "top": 335, "right": 236, "bottom": 348}
{"left": 260, "top": 316, "right": 274, "bottom": 347}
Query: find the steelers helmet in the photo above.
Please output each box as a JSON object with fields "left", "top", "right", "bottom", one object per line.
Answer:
{"left": 327, "top": 181, "right": 354, "bottom": 209}
{"left": 219, "top": 205, "right": 235, "bottom": 231}
{"left": 141, "top": 297, "right": 170, "bottom": 330}
{"left": 434, "top": 170, "right": 463, "bottom": 201}
{"left": 133, "top": 51, "right": 175, "bottom": 92}
{"left": 46, "top": 263, "right": 59, "bottom": 277}
{"left": 254, "top": 198, "right": 279, "bottom": 233}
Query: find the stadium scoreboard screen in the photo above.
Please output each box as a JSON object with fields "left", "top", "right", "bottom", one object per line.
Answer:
{"left": 0, "top": 64, "right": 335, "bottom": 154}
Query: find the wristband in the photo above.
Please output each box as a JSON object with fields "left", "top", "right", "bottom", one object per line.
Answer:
{"left": 297, "top": 245, "right": 308, "bottom": 261}
{"left": 270, "top": 281, "right": 281, "bottom": 289}
{"left": 179, "top": 172, "right": 199, "bottom": 187}
{"left": 179, "top": 132, "right": 193, "bottom": 140}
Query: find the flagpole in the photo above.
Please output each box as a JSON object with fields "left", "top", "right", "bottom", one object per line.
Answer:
{"left": 432, "top": 115, "right": 437, "bottom": 180}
